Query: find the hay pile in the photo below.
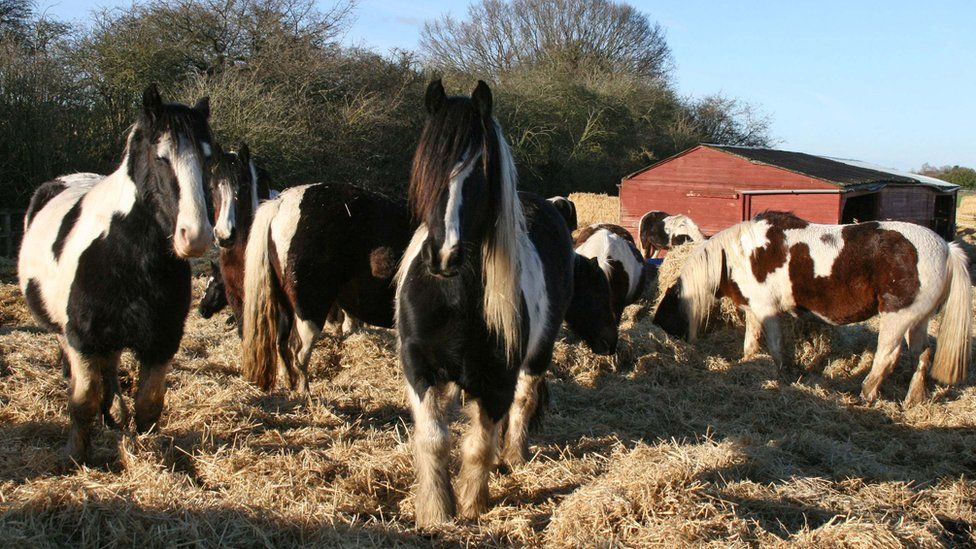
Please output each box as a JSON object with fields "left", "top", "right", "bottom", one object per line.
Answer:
{"left": 568, "top": 192, "right": 619, "bottom": 229}
{"left": 957, "top": 194, "right": 976, "bottom": 230}
{"left": 1, "top": 194, "right": 975, "bottom": 546}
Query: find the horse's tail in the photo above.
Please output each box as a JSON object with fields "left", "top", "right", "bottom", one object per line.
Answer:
{"left": 241, "top": 197, "right": 285, "bottom": 391}
{"left": 931, "top": 242, "right": 972, "bottom": 385}
{"left": 637, "top": 213, "right": 649, "bottom": 259}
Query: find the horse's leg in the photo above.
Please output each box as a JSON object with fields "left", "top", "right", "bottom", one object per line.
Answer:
{"left": 742, "top": 308, "right": 762, "bottom": 361}
{"left": 63, "top": 345, "right": 109, "bottom": 463}
{"left": 458, "top": 398, "right": 500, "bottom": 520}
{"left": 406, "top": 378, "right": 456, "bottom": 527}
{"left": 134, "top": 361, "right": 170, "bottom": 433}
{"left": 861, "top": 313, "right": 913, "bottom": 403}
{"left": 904, "top": 317, "right": 933, "bottom": 407}
{"left": 57, "top": 335, "right": 70, "bottom": 377}
{"left": 341, "top": 313, "right": 360, "bottom": 335}
{"left": 99, "top": 351, "right": 127, "bottom": 430}
{"left": 502, "top": 368, "right": 544, "bottom": 468}
{"left": 287, "top": 317, "right": 320, "bottom": 396}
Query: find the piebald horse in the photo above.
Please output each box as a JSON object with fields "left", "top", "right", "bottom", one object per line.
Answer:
{"left": 396, "top": 80, "right": 579, "bottom": 526}
{"left": 638, "top": 210, "right": 705, "bottom": 259}
{"left": 547, "top": 196, "right": 578, "bottom": 232}
{"left": 241, "top": 182, "right": 411, "bottom": 393}
{"left": 574, "top": 223, "right": 649, "bottom": 321}
{"left": 19, "top": 85, "right": 215, "bottom": 461}
{"left": 654, "top": 211, "right": 972, "bottom": 407}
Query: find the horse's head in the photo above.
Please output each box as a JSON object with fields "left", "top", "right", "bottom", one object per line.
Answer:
{"left": 131, "top": 84, "right": 215, "bottom": 258}
{"left": 210, "top": 144, "right": 257, "bottom": 248}
{"left": 653, "top": 279, "right": 690, "bottom": 340}
{"left": 199, "top": 260, "right": 227, "bottom": 319}
{"left": 410, "top": 79, "right": 503, "bottom": 278}
{"left": 566, "top": 254, "right": 619, "bottom": 355}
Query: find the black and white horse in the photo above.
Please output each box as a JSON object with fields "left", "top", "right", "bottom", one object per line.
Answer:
{"left": 654, "top": 211, "right": 972, "bottom": 407}
{"left": 199, "top": 259, "right": 229, "bottom": 321}
{"left": 18, "top": 85, "right": 215, "bottom": 461}
{"left": 547, "top": 196, "right": 577, "bottom": 232}
{"left": 241, "top": 182, "right": 411, "bottom": 393}
{"left": 396, "top": 80, "right": 583, "bottom": 526}
{"left": 574, "top": 223, "right": 648, "bottom": 321}
{"left": 637, "top": 210, "right": 705, "bottom": 259}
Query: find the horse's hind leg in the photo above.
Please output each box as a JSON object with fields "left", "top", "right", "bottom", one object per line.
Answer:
{"left": 458, "top": 398, "right": 500, "bottom": 520}
{"left": 99, "top": 352, "right": 127, "bottom": 430}
{"left": 286, "top": 317, "right": 319, "bottom": 396}
{"left": 134, "top": 361, "right": 170, "bottom": 433}
{"left": 63, "top": 345, "right": 110, "bottom": 463}
{"left": 904, "top": 318, "right": 933, "bottom": 407}
{"left": 861, "top": 313, "right": 914, "bottom": 403}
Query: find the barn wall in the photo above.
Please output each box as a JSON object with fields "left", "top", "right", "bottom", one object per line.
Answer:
{"left": 620, "top": 146, "right": 839, "bottom": 239}
{"left": 877, "top": 186, "right": 935, "bottom": 225}
{"left": 746, "top": 193, "right": 842, "bottom": 223}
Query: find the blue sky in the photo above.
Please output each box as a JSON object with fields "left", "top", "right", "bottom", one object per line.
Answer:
{"left": 45, "top": 0, "right": 976, "bottom": 171}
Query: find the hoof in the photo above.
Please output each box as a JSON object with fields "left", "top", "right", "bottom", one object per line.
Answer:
{"left": 414, "top": 499, "right": 455, "bottom": 529}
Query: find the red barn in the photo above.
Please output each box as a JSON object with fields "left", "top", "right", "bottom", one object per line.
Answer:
{"left": 619, "top": 144, "right": 959, "bottom": 241}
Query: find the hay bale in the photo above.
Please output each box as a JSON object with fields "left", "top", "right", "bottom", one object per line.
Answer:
{"left": 568, "top": 192, "right": 619, "bottom": 229}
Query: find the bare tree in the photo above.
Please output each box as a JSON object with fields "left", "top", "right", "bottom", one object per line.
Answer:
{"left": 685, "top": 94, "right": 773, "bottom": 148}
{"left": 421, "top": 0, "right": 673, "bottom": 82}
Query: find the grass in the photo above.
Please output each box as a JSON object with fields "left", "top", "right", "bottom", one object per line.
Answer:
{"left": 0, "top": 194, "right": 974, "bottom": 547}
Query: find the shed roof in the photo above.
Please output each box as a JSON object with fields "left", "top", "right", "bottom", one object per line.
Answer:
{"left": 703, "top": 144, "right": 958, "bottom": 191}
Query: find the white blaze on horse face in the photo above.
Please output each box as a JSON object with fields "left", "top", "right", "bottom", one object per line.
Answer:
{"left": 158, "top": 133, "right": 213, "bottom": 257}
{"left": 213, "top": 177, "right": 236, "bottom": 242}
{"left": 441, "top": 153, "right": 478, "bottom": 267}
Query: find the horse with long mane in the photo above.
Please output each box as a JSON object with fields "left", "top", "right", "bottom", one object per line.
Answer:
{"left": 240, "top": 181, "right": 411, "bottom": 393}
{"left": 396, "top": 80, "right": 587, "bottom": 526}
{"left": 204, "top": 144, "right": 274, "bottom": 333}
{"left": 654, "top": 211, "right": 972, "bottom": 407}
{"left": 637, "top": 210, "right": 705, "bottom": 259}
{"left": 18, "top": 85, "right": 215, "bottom": 462}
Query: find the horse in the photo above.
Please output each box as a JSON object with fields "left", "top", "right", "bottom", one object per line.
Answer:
{"left": 199, "top": 259, "right": 229, "bottom": 321}
{"left": 574, "top": 223, "right": 648, "bottom": 321}
{"left": 240, "top": 182, "right": 412, "bottom": 393}
{"left": 18, "top": 84, "right": 215, "bottom": 462}
{"left": 547, "top": 196, "right": 577, "bottom": 232}
{"left": 207, "top": 144, "right": 274, "bottom": 333}
{"left": 653, "top": 211, "right": 972, "bottom": 407}
{"left": 396, "top": 79, "right": 585, "bottom": 526}
{"left": 637, "top": 210, "right": 705, "bottom": 259}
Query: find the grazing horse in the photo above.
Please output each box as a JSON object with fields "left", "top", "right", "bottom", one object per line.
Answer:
{"left": 396, "top": 80, "right": 580, "bottom": 526}
{"left": 241, "top": 182, "right": 411, "bottom": 393}
{"left": 574, "top": 223, "right": 648, "bottom": 321}
{"left": 547, "top": 196, "right": 578, "bottom": 231}
{"left": 654, "top": 211, "right": 972, "bottom": 407}
{"left": 18, "top": 85, "right": 214, "bottom": 461}
{"left": 637, "top": 210, "right": 705, "bottom": 259}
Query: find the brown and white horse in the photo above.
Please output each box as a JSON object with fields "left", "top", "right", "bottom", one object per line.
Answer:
{"left": 654, "top": 211, "right": 972, "bottom": 406}
{"left": 637, "top": 210, "right": 705, "bottom": 259}
{"left": 574, "top": 223, "right": 648, "bottom": 321}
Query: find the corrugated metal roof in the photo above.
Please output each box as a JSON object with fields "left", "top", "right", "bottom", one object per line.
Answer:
{"left": 704, "top": 144, "right": 959, "bottom": 191}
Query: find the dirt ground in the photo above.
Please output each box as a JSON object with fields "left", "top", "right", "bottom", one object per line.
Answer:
{"left": 1, "top": 195, "right": 974, "bottom": 547}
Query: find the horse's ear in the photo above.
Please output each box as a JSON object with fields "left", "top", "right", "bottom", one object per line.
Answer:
{"left": 425, "top": 79, "right": 446, "bottom": 114}
{"left": 194, "top": 96, "right": 210, "bottom": 119}
{"left": 239, "top": 143, "right": 250, "bottom": 165}
{"left": 472, "top": 80, "right": 492, "bottom": 117}
{"left": 142, "top": 83, "right": 163, "bottom": 120}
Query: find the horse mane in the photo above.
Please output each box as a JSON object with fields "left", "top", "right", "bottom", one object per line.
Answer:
{"left": 677, "top": 220, "right": 759, "bottom": 339}
{"left": 407, "top": 97, "right": 525, "bottom": 363}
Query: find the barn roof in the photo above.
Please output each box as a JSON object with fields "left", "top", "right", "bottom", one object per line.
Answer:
{"left": 703, "top": 144, "right": 958, "bottom": 191}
